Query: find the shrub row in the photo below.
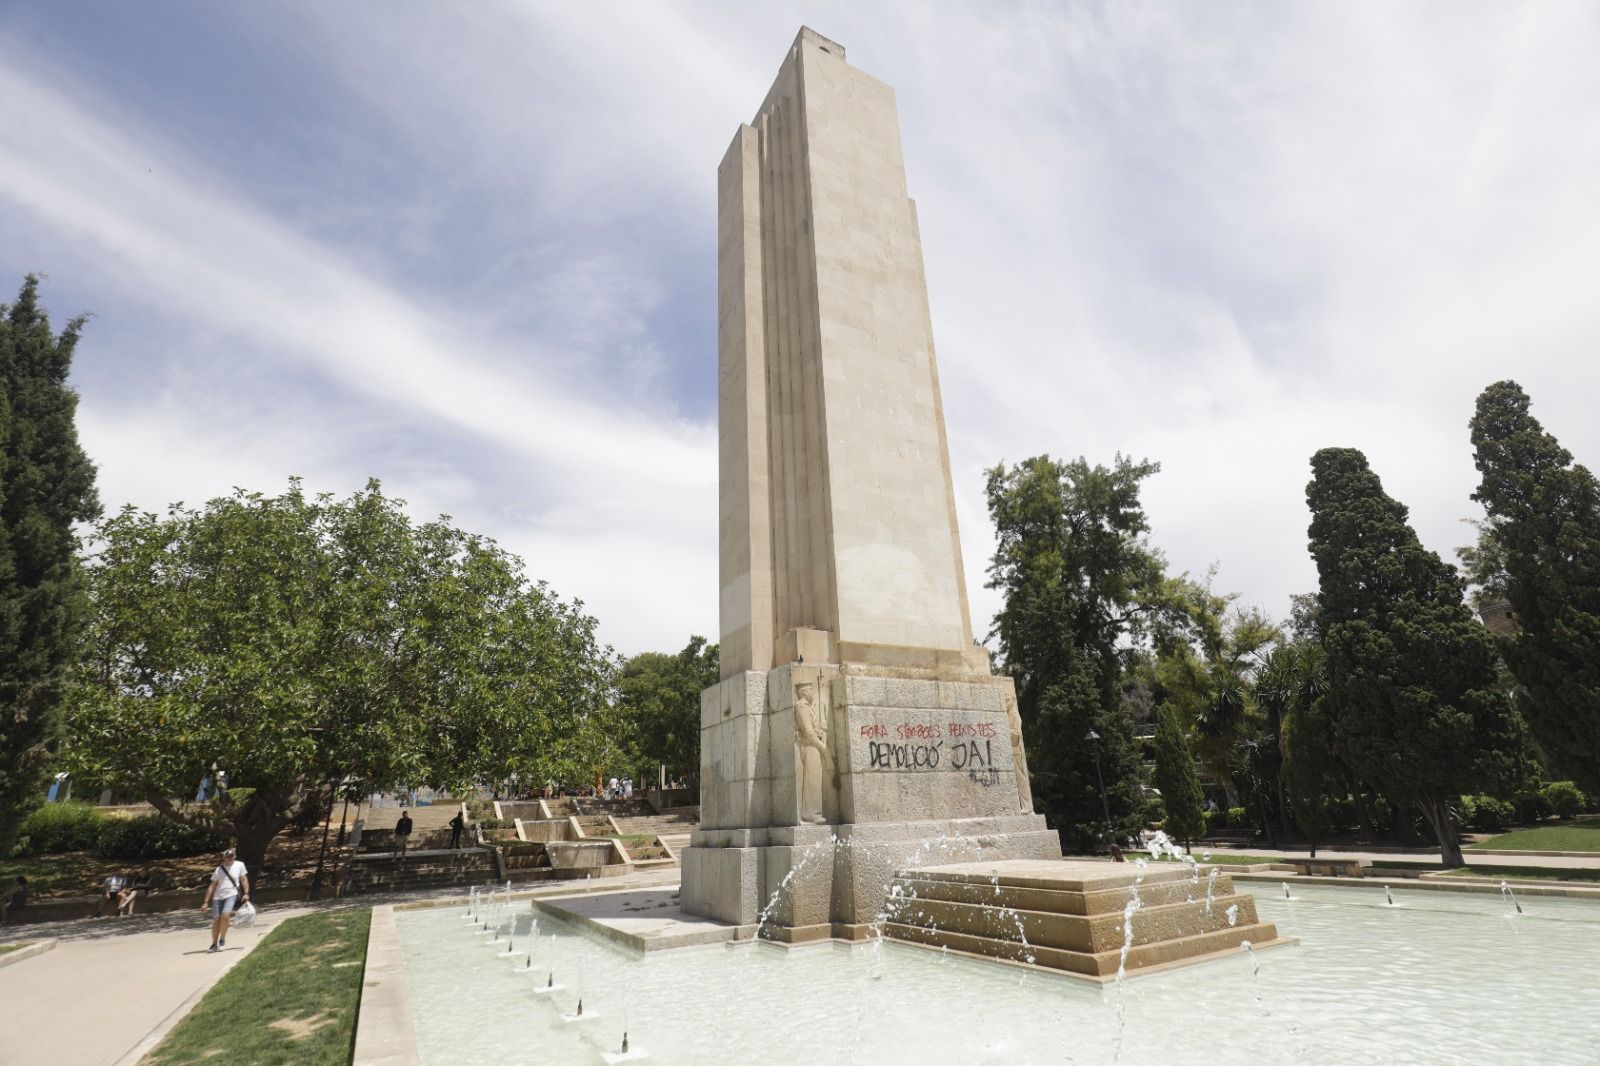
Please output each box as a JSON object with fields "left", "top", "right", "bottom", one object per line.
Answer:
{"left": 10, "top": 804, "right": 222, "bottom": 860}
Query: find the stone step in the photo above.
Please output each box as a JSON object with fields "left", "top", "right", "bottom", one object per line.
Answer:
{"left": 892, "top": 867, "right": 1236, "bottom": 915}
{"left": 360, "top": 803, "right": 466, "bottom": 832}
{"left": 883, "top": 890, "right": 1262, "bottom": 955}
{"left": 879, "top": 858, "right": 1287, "bottom": 981}
{"left": 883, "top": 918, "right": 1283, "bottom": 978}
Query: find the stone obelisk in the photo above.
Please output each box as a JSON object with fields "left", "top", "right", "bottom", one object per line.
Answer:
{"left": 681, "top": 27, "right": 1058, "bottom": 940}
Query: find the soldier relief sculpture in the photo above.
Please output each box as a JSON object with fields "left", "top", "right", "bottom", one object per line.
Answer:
{"left": 795, "top": 678, "right": 831, "bottom": 824}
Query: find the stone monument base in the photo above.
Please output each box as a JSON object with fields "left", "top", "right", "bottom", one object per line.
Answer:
{"left": 681, "top": 814, "right": 1059, "bottom": 938}
{"left": 881, "top": 859, "right": 1294, "bottom": 980}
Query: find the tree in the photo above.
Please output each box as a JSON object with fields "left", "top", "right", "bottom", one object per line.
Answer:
{"left": 1306, "top": 447, "right": 1530, "bottom": 867}
{"left": 1275, "top": 642, "right": 1338, "bottom": 857}
{"left": 985, "top": 454, "right": 1171, "bottom": 851}
{"left": 64, "top": 481, "right": 611, "bottom": 873}
{"left": 613, "top": 637, "right": 718, "bottom": 787}
{"left": 1152, "top": 704, "right": 1204, "bottom": 846}
{"left": 0, "top": 277, "right": 100, "bottom": 855}
{"left": 1470, "top": 380, "right": 1600, "bottom": 793}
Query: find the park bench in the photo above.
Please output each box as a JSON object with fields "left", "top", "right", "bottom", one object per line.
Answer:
{"left": 1292, "top": 858, "right": 1367, "bottom": 878}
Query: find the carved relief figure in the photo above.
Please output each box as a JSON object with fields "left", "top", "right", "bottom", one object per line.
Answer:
{"left": 1002, "top": 685, "right": 1033, "bottom": 815}
{"left": 795, "top": 678, "right": 831, "bottom": 824}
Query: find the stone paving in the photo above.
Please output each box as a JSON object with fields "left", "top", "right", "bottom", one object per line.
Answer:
{"left": 0, "top": 866, "right": 681, "bottom": 1066}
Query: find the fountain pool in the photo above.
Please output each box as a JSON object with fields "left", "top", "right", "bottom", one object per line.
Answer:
{"left": 397, "top": 884, "right": 1600, "bottom": 1065}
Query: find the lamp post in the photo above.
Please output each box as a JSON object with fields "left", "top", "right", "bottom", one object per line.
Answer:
{"left": 1086, "top": 728, "right": 1113, "bottom": 851}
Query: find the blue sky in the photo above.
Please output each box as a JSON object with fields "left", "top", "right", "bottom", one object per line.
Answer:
{"left": 4, "top": 2, "right": 1599, "bottom": 655}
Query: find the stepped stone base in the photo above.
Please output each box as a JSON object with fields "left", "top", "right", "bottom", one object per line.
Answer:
{"left": 681, "top": 815, "right": 1059, "bottom": 932}
{"left": 882, "top": 859, "right": 1292, "bottom": 980}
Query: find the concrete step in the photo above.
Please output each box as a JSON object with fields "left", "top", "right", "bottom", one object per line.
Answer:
{"left": 893, "top": 866, "right": 1236, "bottom": 915}
{"left": 880, "top": 859, "right": 1287, "bottom": 981}
{"left": 884, "top": 890, "right": 1263, "bottom": 955}
{"left": 884, "top": 918, "right": 1283, "bottom": 978}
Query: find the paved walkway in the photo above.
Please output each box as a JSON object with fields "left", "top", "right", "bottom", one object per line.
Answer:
{"left": 0, "top": 867, "right": 684, "bottom": 1065}
{"left": 0, "top": 903, "right": 304, "bottom": 1066}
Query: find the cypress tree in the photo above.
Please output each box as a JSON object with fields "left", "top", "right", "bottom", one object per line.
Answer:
{"left": 0, "top": 276, "right": 100, "bottom": 854}
{"left": 1469, "top": 381, "right": 1600, "bottom": 793}
{"left": 1306, "top": 447, "right": 1527, "bottom": 867}
{"left": 1152, "top": 703, "right": 1205, "bottom": 846}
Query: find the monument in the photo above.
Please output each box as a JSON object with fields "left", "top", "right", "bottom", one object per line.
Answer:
{"left": 680, "top": 27, "right": 1060, "bottom": 940}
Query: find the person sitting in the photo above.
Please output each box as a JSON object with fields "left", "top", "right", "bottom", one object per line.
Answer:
{"left": 98, "top": 872, "right": 126, "bottom": 917}
{"left": 0, "top": 877, "right": 26, "bottom": 924}
{"left": 117, "top": 873, "right": 151, "bottom": 916}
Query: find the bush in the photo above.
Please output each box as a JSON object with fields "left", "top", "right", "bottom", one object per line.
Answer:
{"left": 13, "top": 803, "right": 105, "bottom": 855}
{"left": 1226, "top": 807, "right": 1249, "bottom": 829}
{"left": 1326, "top": 796, "right": 1358, "bottom": 833}
{"left": 1143, "top": 795, "right": 1167, "bottom": 826}
{"left": 1542, "top": 781, "right": 1586, "bottom": 820}
{"left": 1512, "top": 787, "right": 1553, "bottom": 824}
{"left": 1463, "top": 794, "right": 1515, "bottom": 832}
{"left": 94, "top": 815, "right": 222, "bottom": 860}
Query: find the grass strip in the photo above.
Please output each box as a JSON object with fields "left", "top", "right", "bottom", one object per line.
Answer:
{"left": 0, "top": 943, "right": 27, "bottom": 955}
{"left": 1368, "top": 860, "right": 1600, "bottom": 883}
{"left": 146, "top": 908, "right": 371, "bottom": 1066}
{"left": 1467, "top": 818, "right": 1600, "bottom": 853}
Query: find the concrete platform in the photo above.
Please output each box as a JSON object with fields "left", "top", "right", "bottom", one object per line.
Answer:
{"left": 533, "top": 889, "right": 744, "bottom": 952}
{"left": 883, "top": 858, "right": 1292, "bottom": 981}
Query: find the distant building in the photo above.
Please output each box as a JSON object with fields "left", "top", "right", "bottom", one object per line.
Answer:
{"left": 1478, "top": 596, "right": 1518, "bottom": 637}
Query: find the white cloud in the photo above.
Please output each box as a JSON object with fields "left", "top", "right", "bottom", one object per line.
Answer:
{"left": 4, "top": 4, "right": 1599, "bottom": 656}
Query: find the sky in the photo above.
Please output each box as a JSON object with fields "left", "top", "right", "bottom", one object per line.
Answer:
{"left": 3, "top": 2, "right": 1598, "bottom": 657}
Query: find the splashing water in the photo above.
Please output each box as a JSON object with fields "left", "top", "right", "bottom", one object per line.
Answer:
{"left": 1282, "top": 882, "right": 1292, "bottom": 900}
{"left": 1385, "top": 886, "right": 1395, "bottom": 907}
{"left": 1205, "top": 867, "right": 1220, "bottom": 917}
{"left": 1110, "top": 859, "right": 1147, "bottom": 1064}
{"left": 1500, "top": 880, "right": 1524, "bottom": 915}
{"left": 1226, "top": 903, "right": 1239, "bottom": 927}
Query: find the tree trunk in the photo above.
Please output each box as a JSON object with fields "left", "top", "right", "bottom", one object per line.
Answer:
{"left": 230, "top": 791, "right": 291, "bottom": 882}
{"left": 1393, "top": 801, "right": 1417, "bottom": 846}
{"left": 1420, "top": 798, "right": 1465, "bottom": 868}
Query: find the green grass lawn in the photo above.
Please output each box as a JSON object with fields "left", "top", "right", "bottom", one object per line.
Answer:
{"left": 1422, "top": 864, "right": 1600, "bottom": 884}
{"left": 0, "top": 943, "right": 27, "bottom": 955}
{"left": 1468, "top": 817, "right": 1600, "bottom": 853}
{"left": 146, "top": 908, "right": 370, "bottom": 1066}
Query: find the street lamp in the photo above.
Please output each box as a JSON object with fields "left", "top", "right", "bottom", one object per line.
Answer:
{"left": 1085, "top": 729, "right": 1113, "bottom": 851}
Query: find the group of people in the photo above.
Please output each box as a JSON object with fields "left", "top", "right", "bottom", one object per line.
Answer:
{"left": 97, "top": 872, "right": 153, "bottom": 916}
{"left": 606, "top": 777, "right": 635, "bottom": 800}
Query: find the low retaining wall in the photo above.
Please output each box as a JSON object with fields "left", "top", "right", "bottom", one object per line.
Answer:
{"left": 2, "top": 883, "right": 312, "bottom": 926}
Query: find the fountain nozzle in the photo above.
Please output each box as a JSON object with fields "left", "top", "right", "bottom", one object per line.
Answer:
{"left": 622, "top": 1031, "right": 630, "bottom": 1053}
{"left": 576, "top": 998, "right": 584, "bottom": 1017}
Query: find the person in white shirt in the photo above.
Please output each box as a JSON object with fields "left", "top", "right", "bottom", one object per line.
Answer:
{"left": 200, "top": 847, "right": 250, "bottom": 952}
{"left": 98, "top": 873, "right": 125, "bottom": 917}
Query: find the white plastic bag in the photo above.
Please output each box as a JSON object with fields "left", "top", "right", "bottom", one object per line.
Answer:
{"left": 232, "top": 900, "right": 258, "bottom": 927}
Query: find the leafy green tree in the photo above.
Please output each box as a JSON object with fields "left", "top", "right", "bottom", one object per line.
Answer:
{"left": 1306, "top": 447, "right": 1530, "bottom": 867}
{"left": 1274, "top": 641, "right": 1338, "bottom": 856}
{"left": 0, "top": 277, "right": 100, "bottom": 855}
{"left": 613, "top": 637, "right": 718, "bottom": 787}
{"left": 64, "top": 481, "right": 610, "bottom": 873}
{"left": 985, "top": 454, "right": 1170, "bottom": 851}
{"left": 1152, "top": 704, "right": 1204, "bottom": 845}
{"left": 1470, "top": 380, "right": 1600, "bottom": 793}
